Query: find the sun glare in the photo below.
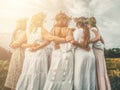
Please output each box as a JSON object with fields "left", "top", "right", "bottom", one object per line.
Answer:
{"left": 3, "top": 0, "right": 30, "bottom": 18}
{"left": 0, "top": 0, "right": 42, "bottom": 33}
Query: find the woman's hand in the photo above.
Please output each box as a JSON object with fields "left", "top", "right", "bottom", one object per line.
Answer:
{"left": 9, "top": 43, "right": 16, "bottom": 49}
{"left": 66, "top": 36, "right": 73, "bottom": 42}
{"left": 30, "top": 45, "right": 40, "bottom": 52}
{"left": 21, "top": 43, "right": 32, "bottom": 48}
{"left": 29, "top": 47, "right": 38, "bottom": 52}
{"left": 48, "top": 36, "right": 54, "bottom": 41}
{"left": 100, "top": 36, "right": 104, "bottom": 44}
{"left": 84, "top": 46, "right": 90, "bottom": 51}
{"left": 70, "top": 40, "right": 76, "bottom": 45}
{"left": 54, "top": 43, "right": 60, "bottom": 49}
{"left": 9, "top": 41, "right": 20, "bottom": 49}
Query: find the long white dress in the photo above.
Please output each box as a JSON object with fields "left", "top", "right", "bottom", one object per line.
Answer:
{"left": 16, "top": 28, "right": 48, "bottom": 90}
{"left": 5, "top": 30, "right": 25, "bottom": 89}
{"left": 73, "top": 28, "right": 96, "bottom": 90}
{"left": 43, "top": 40, "right": 74, "bottom": 90}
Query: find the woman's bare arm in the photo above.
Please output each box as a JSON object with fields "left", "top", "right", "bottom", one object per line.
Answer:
{"left": 42, "top": 28, "right": 53, "bottom": 41}
{"left": 50, "top": 27, "right": 67, "bottom": 43}
{"left": 71, "top": 40, "right": 83, "bottom": 47}
{"left": 66, "top": 28, "right": 74, "bottom": 42}
{"left": 10, "top": 31, "right": 27, "bottom": 48}
{"left": 90, "top": 29, "right": 100, "bottom": 43}
{"left": 30, "top": 40, "right": 50, "bottom": 51}
{"left": 71, "top": 40, "right": 90, "bottom": 51}
{"left": 100, "top": 36, "right": 104, "bottom": 44}
{"left": 9, "top": 30, "right": 17, "bottom": 48}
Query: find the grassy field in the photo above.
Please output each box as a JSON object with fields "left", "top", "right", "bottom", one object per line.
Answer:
{"left": 106, "top": 58, "right": 120, "bottom": 90}
{"left": 0, "top": 60, "right": 10, "bottom": 90}
{"left": 0, "top": 58, "right": 120, "bottom": 90}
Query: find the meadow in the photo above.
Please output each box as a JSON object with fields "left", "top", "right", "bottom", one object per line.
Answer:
{"left": 0, "top": 58, "right": 120, "bottom": 90}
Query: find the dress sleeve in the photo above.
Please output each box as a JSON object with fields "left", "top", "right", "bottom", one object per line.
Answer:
{"left": 90, "top": 30, "right": 96, "bottom": 40}
{"left": 91, "top": 27, "right": 98, "bottom": 31}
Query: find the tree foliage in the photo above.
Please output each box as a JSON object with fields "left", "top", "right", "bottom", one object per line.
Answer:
{"left": 0, "top": 47, "right": 12, "bottom": 60}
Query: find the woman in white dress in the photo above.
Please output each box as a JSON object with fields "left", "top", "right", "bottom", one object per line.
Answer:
{"left": 71, "top": 17, "right": 99, "bottom": 90}
{"left": 88, "top": 17, "right": 111, "bottom": 90}
{"left": 16, "top": 13, "right": 51, "bottom": 90}
{"left": 5, "top": 18, "right": 27, "bottom": 90}
{"left": 43, "top": 12, "right": 74, "bottom": 90}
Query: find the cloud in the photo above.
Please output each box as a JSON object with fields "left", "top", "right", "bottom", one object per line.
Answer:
{"left": 0, "top": 0, "right": 120, "bottom": 48}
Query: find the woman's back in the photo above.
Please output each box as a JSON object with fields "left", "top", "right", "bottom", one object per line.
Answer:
{"left": 27, "top": 28, "right": 42, "bottom": 44}
{"left": 73, "top": 28, "right": 96, "bottom": 90}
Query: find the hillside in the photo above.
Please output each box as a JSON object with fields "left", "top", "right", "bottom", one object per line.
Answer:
{"left": 0, "top": 33, "right": 11, "bottom": 50}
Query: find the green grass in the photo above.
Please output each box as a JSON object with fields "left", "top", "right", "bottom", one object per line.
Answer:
{"left": 0, "top": 60, "right": 10, "bottom": 90}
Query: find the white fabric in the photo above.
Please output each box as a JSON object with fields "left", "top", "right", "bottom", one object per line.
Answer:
{"left": 44, "top": 33, "right": 74, "bottom": 90}
{"left": 16, "top": 28, "right": 48, "bottom": 90}
{"left": 90, "top": 27, "right": 104, "bottom": 50}
{"left": 73, "top": 28, "right": 96, "bottom": 90}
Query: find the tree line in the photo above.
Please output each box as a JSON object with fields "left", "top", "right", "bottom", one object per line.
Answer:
{"left": 105, "top": 48, "right": 120, "bottom": 58}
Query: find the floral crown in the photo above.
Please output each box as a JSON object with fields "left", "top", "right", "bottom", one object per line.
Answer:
{"left": 17, "top": 18, "right": 28, "bottom": 23}
{"left": 74, "top": 17, "right": 87, "bottom": 23}
{"left": 55, "top": 12, "right": 71, "bottom": 21}
{"left": 88, "top": 17, "right": 96, "bottom": 25}
{"left": 31, "top": 12, "right": 46, "bottom": 22}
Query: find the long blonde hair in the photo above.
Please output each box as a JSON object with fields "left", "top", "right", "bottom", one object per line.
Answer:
{"left": 83, "top": 22, "right": 90, "bottom": 48}
{"left": 28, "top": 12, "right": 46, "bottom": 34}
{"left": 54, "top": 12, "right": 71, "bottom": 27}
{"left": 89, "top": 17, "right": 96, "bottom": 27}
{"left": 75, "top": 17, "right": 90, "bottom": 48}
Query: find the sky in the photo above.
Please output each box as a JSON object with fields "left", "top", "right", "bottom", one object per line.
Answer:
{"left": 0, "top": 0, "right": 120, "bottom": 48}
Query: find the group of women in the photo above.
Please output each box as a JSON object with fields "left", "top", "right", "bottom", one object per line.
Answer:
{"left": 5, "top": 12, "right": 111, "bottom": 90}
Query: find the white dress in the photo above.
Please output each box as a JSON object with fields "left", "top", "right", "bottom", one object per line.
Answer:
{"left": 43, "top": 41, "right": 74, "bottom": 90}
{"left": 16, "top": 28, "right": 48, "bottom": 90}
{"left": 5, "top": 30, "right": 25, "bottom": 89}
{"left": 73, "top": 28, "right": 96, "bottom": 90}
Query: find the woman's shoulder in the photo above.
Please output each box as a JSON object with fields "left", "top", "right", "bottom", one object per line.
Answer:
{"left": 90, "top": 27, "right": 98, "bottom": 31}
{"left": 41, "top": 27, "right": 48, "bottom": 32}
{"left": 74, "top": 28, "right": 83, "bottom": 33}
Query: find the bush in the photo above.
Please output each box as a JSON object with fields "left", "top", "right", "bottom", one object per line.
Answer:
{"left": 0, "top": 47, "right": 12, "bottom": 60}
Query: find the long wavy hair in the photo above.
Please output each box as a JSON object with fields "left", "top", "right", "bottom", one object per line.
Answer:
{"left": 54, "top": 12, "right": 71, "bottom": 27}
{"left": 83, "top": 21, "right": 90, "bottom": 48}
{"left": 75, "top": 17, "right": 90, "bottom": 48}
{"left": 13, "top": 18, "right": 28, "bottom": 40}
{"left": 29, "top": 12, "right": 45, "bottom": 33}
{"left": 89, "top": 17, "right": 96, "bottom": 27}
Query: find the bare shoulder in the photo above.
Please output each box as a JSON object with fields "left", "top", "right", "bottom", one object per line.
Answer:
{"left": 52, "top": 26, "right": 61, "bottom": 36}
{"left": 41, "top": 27, "right": 49, "bottom": 34}
{"left": 91, "top": 27, "right": 98, "bottom": 31}
{"left": 42, "top": 27, "right": 48, "bottom": 32}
